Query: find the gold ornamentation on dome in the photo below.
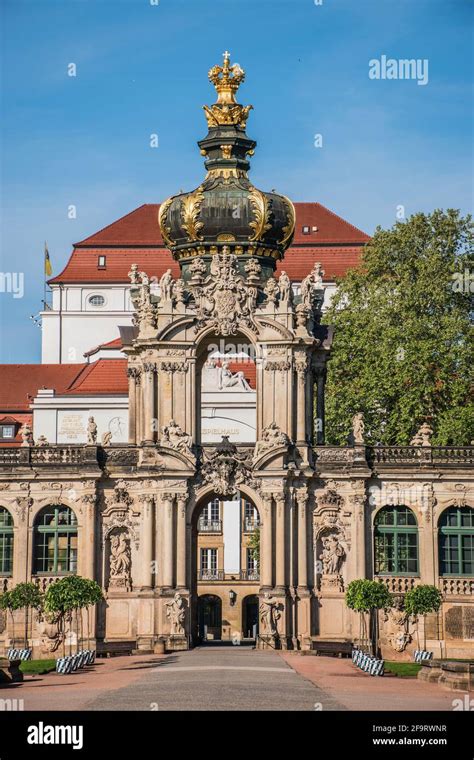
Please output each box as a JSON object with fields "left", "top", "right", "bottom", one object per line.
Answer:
{"left": 181, "top": 186, "right": 205, "bottom": 242}
{"left": 209, "top": 51, "right": 244, "bottom": 104}
{"left": 280, "top": 195, "right": 296, "bottom": 248}
{"left": 220, "top": 144, "right": 232, "bottom": 159}
{"left": 249, "top": 188, "right": 272, "bottom": 242}
{"left": 203, "top": 51, "right": 253, "bottom": 128}
{"left": 158, "top": 196, "right": 176, "bottom": 248}
{"left": 203, "top": 103, "right": 253, "bottom": 129}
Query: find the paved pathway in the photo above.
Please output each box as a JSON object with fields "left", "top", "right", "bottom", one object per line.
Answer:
{"left": 87, "top": 646, "right": 344, "bottom": 711}
{"left": 279, "top": 652, "right": 469, "bottom": 711}
{"left": 4, "top": 647, "right": 466, "bottom": 712}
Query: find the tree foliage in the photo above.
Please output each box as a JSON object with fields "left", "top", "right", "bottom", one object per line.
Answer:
{"left": 404, "top": 585, "right": 442, "bottom": 617}
{"left": 325, "top": 210, "right": 474, "bottom": 445}
{"left": 345, "top": 579, "right": 393, "bottom": 612}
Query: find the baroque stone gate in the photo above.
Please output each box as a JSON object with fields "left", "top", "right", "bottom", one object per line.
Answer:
{"left": 0, "top": 54, "right": 473, "bottom": 658}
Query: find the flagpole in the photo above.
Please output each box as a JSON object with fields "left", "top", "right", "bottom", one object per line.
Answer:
{"left": 44, "top": 242, "right": 47, "bottom": 310}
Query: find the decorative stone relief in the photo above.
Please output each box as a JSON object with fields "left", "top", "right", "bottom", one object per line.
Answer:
{"left": 253, "top": 423, "right": 290, "bottom": 460}
{"left": 201, "top": 436, "right": 254, "bottom": 497}
{"left": 160, "top": 420, "right": 194, "bottom": 458}
{"left": 193, "top": 247, "right": 258, "bottom": 335}
{"left": 166, "top": 592, "right": 187, "bottom": 635}
{"left": 259, "top": 593, "right": 282, "bottom": 636}
{"left": 382, "top": 596, "right": 414, "bottom": 652}
{"left": 108, "top": 530, "right": 132, "bottom": 591}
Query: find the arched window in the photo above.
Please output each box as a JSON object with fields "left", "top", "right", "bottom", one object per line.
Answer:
{"left": 0, "top": 507, "right": 14, "bottom": 575}
{"left": 438, "top": 507, "right": 474, "bottom": 576}
{"left": 33, "top": 506, "right": 77, "bottom": 575}
{"left": 374, "top": 506, "right": 418, "bottom": 575}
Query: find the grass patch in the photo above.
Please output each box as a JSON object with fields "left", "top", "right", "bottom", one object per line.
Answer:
{"left": 384, "top": 661, "right": 421, "bottom": 678}
{"left": 20, "top": 659, "right": 56, "bottom": 675}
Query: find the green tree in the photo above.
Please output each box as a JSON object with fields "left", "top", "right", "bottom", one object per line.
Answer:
{"left": 345, "top": 579, "right": 393, "bottom": 656}
{"left": 44, "top": 576, "right": 103, "bottom": 654}
{"left": 8, "top": 583, "right": 43, "bottom": 649}
{"left": 247, "top": 527, "right": 260, "bottom": 569}
{"left": 325, "top": 210, "right": 474, "bottom": 445}
{"left": 404, "top": 584, "right": 442, "bottom": 650}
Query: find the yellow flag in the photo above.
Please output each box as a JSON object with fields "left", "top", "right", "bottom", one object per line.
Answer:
{"left": 44, "top": 242, "right": 52, "bottom": 276}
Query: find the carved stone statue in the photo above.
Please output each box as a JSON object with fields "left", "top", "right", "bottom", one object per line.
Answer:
{"left": 87, "top": 416, "right": 97, "bottom": 444}
{"left": 300, "top": 262, "right": 325, "bottom": 307}
{"left": 411, "top": 421, "right": 433, "bottom": 447}
{"left": 101, "top": 431, "right": 113, "bottom": 447}
{"left": 264, "top": 276, "right": 278, "bottom": 304}
{"left": 253, "top": 422, "right": 290, "bottom": 459}
{"left": 127, "top": 263, "right": 140, "bottom": 284}
{"left": 161, "top": 420, "right": 193, "bottom": 455}
{"left": 189, "top": 256, "right": 207, "bottom": 285}
{"left": 311, "top": 262, "right": 324, "bottom": 288}
{"left": 259, "top": 593, "right": 281, "bottom": 636}
{"left": 165, "top": 592, "right": 186, "bottom": 635}
{"left": 20, "top": 422, "right": 34, "bottom": 447}
{"left": 319, "top": 533, "right": 345, "bottom": 575}
{"left": 218, "top": 361, "right": 251, "bottom": 391}
{"left": 109, "top": 531, "right": 132, "bottom": 590}
{"left": 172, "top": 278, "right": 186, "bottom": 304}
{"left": 278, "top": 271, "right": 292, "bottom": 302}
{"left": 159, "top": 269, "right": 174, "bottom": 301}
{"left": 351, "top": 412, "right": 365, "bottom": 445}
{"left": 383, "top": 597, "right": 412, "bottom": 653}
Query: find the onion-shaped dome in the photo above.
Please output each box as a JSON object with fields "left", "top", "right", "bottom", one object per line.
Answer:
{"left": 159, "top": 52, "right": 295, "bottom": 268}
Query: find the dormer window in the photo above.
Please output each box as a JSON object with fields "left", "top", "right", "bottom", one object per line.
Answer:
{"left": 302, "top": 226, "right": 310, "bottom": 234}
{"left": 0, "top": 425, "right": 15, "bottom": 440}
{"left": 97, "top": 255, "right": 107, "bottom": 269}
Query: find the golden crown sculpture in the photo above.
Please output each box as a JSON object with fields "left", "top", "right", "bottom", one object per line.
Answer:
{"left": 203, "top": 51, "right": 253, "bottom": 128}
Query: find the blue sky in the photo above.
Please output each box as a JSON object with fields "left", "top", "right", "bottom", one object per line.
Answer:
{"left": 0, "top": 0, "right": 472, "bottom": 362}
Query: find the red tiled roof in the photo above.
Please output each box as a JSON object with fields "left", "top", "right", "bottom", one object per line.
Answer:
{"left": 275, "top": 247, "right": 362, "bottom": 280}
{"left": 0, "top": 364, "right": 87, "bottom": 411}
{"left": 84, "top": 336, "right": 124, "bottom": 358}
{"left": 49, "top": 202, "right": 368, "bottom": 284}
{"left": 65, "top": 359, "right": 128, "bottom": 395}
{"left": 0, "top": 360, "right": 130, "bottom": 412}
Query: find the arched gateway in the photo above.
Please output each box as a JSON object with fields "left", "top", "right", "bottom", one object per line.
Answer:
{"left": 0, "top": 53, "right": 472, "bottom": 661}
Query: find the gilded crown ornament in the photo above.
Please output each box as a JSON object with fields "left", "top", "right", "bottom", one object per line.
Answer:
{"left": 158, "top": 52, "right": 295, "bottom": 277}
{"left": 204, "top": 51, "right": 253, "bottom": 128}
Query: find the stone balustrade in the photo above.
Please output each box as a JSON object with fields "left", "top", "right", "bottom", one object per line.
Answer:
{"left": 376, "top": 576, "right": 419, "bottom": 593}
{"left": 440, "top": 577, "right": 474, "bottom": 596}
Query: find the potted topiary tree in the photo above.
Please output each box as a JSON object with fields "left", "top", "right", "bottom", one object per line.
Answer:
{"left": 404, "top": 585, "right": 442, "bottom": 652}
{"left": 346, "top": 579, "right": 393, "bottom": 656}
{"left": 44, "top": 576, "right": 103, "bottom": 656}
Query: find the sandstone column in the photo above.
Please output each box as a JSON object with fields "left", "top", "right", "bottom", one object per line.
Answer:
{"left": 295, "top": 355, "right": 308, "bottom": 445}
{"left": 274, "top": 492, "right": 286, "bottom": 591}
{"left": 82, "top": 494, "right": 97, "bottom": 580}
{"left": 161, "top": 493, "right": 174, "bottom": 589}
{"left": 176, "top": 493, "right": 187, "bottom": 589}
{"left": 140, "top": 495, "right": 154, "bottom": 589}
{"left": 127, "top": 368, "right": 138, "bottom": 444}
{"left": 314, "top": 364, "right": 326, "bottom": 445}
{"left": 296, "top": 488, "right": 308, "bottom": 590}
{"left": 261, "top": 494, "right": 273, "bottom": 589}
{"left": 142, "top": 363, "right": 155, "bottom": 444}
